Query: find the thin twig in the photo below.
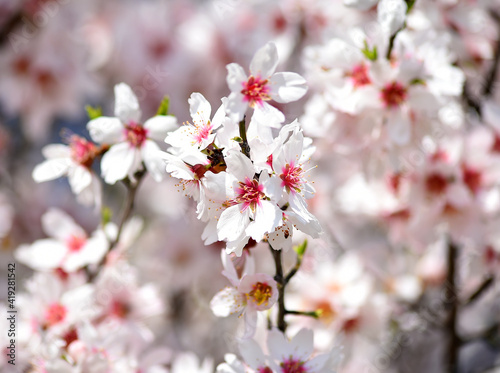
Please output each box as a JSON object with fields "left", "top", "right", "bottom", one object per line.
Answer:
{"left": 482, "top": 10, "right": 500, "bottom": 97}
{"left": 284, "top": 309, "right": 320, "bottom": 319}
{"left": 445, "top": 240, "right": 459, "bottom": 373}
{"left": 463, "top": 276, "right": 494, "bottom": 307}
{"left": 238, "top": 117, "right": 250, "bottom": 158}
{"left": 271, "top": 247, "right": 287, "bottom": 332}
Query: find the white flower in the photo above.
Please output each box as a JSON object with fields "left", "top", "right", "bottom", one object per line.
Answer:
{"left": 225, "top": 42, "right": 307, "bottom": 143}
{"left": 87, "top": 83, "right": 177, "bottom": 184}
{"left": 165, "top": 92, "right": 225, "bottom": 152}
{"left": 15, "top": 208, "right": 108, "bottom": 273}
{"left": 171, "top": 352, "right": 213, "bottom": 373}
{"left": 32, "top": 135, "right": 102, "bottom": 207}
{"left": 378, "top": 0, "right": 407, "bottom": 36}
{"left": 216, "top": 151, "right": 282, "bottom": 255}
{"left": 210, "top": 251, "right": 278, "bottom": 338}
{"left": 267, "top": 329, "right": 342, "bottom": 373}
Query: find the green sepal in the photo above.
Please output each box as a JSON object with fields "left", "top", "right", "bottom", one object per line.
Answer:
{"left": 85, "top": 105, "right": 102, "bottom": 120}
{"left": 362, "top": 41, "right": 378, "bottom": 61}
{"left": 156, "top": 96, "right": 170, "bottom": 116}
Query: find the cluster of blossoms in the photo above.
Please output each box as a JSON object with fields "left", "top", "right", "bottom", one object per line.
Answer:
{"left": 2, "top": 0, "right": 500, "bottom": 372}
{"left": 7, "top": 39, "right": 342, "bottom": 372}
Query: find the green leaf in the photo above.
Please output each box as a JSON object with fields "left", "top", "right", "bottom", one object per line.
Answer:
{"left": 156, "top": 96, "right": 170, "bottom": 116}
{"left": 294, "top": 239, "right": 308, "bottom": 257}
{"left": 361, "top": 41, "right": 378, "bottom": 61}
{"left": 85, "top": 105, "right": 102, "bottom": 120}
{"left": 101, "top": 206, "right": 112, "bottom": 225}
{"left": 231, "top": 136, "right": 243, "bottom": 142}
{"left": 410, "top": 78, "right": 425, "bottom": 86}
{"left": 405, "top": 0, "right": 416, "bottom": 13}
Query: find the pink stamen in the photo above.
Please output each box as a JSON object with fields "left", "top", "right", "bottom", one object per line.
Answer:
{"left": 280, "top": 162, "right": 304, "bottom": 193}
{"left": 69, "top": 135, "right": 97, "bottom": 168}
{"left": 380, "top": 81, "right": 407, "bottom": 108}
{"left": 241, "top": 76, "right": 271, "bottom": 108}
{"left": 228, "top": 177, "right": 265, "bottom": 211}
{"left": 281, "top": 358, "right": 308, "bottom": 373}
{"left": 45, "top": 303, "right": 67, "bottom": 326}
{"left": 350, "top": 64, "right": 371, "bottom": 88}
{"left": 66, "top": 235, "right": 86, "bottom": 253}
{"left": 125, "top": 121, "right": 148, "bottom": 148}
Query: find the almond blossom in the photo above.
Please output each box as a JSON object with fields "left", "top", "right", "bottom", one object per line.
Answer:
{"left": 32, "top": 135, "right": 102, "bottom": 207}
{"left": 87, "top": 83, "right": 178, "bottom": 184}
{"left": 165, "top": 92, "right": 226, "bottom": 152}
{"left": 210, "top": 251, "right": 278, "bottom": 338}
{"left": 216, "top": 151, "right": 282, "bottom": 255}
{"left": 225, "top": 42, "right": 307, "bottom": 143}
{"left": 15, "top": 208, "right": 108, "bottom": 273}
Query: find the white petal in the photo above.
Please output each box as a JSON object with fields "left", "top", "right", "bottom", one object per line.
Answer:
{"left": 252, "top": 102, "right": 284, "bottom": 129}
{"left": 250, "top": 42, "right": 279, "bottom": 78}
{"left": 217, "top": 205, "right": 249, "bottom": 242}
{"left": 189, "top": 92, "right": 212, "bottom": 125}
{"left": 225, "top": 151, "right": 256, "bottom": 182}
{"left": 15, "top": 240, "right": 66, "bottom": 270}
{"left": 246, "top": 200, "right": 281, "bottom": 241}
{"left": 225, "top": 236, "right": 249, "bottom": 257}
{"left": 211, "top": 102, "right": 226, "bottom": 130}
{"left": 144, "top": 115, "right": 178, "bottom": 141}
{"left": 163, "top": 152, "right": 195, "bottom": 180}
{"left": 238, "top": 339, "right": 267, "bottom": 370}
{"left": 114, "top": 83, "right": 141, "bottom": 123}
{"left": 42, "top": 208, "right": 85, "bottom": 240}
{"left": 387, "top": 110, "right": 411, "bottom": 145}
{"left": 378, "top": 0, "right": 407, "bottom": 36}
{"left": 63, "top": 232, "right": 108, "bottom": 272}
{"left": 142, "top": 140, "right": 165, "bottom": 182}
{"left": 269, "top": 72, "right": 308, "bottom": 103}
{"left": 242, "top": 307, "right": 258, "bottom": 339}
{"left": 226, "top": 92, "right": 248, "bottom": 122}
{"left": 68, "top": 165, "right": 92, "bottom": 194}
{"left": 32, "top": 159, "right": 70, "bottom": 182}
{"left": 288, "top": 196, "right": 322, "bottom": 238}
{"left": 210, "top": 287, "right": 245, "bottom": 317}
{"left": 226, "top": 63, "right": 247, "bottom": 92}
{"left": 267, "top": 329, "right": 290, "bottom": 361}
{"left": 344, "top": 0, "right": 378, "bottom": 10}
{"left": 100, "top": 143, "right": 136, "bottom": 184}
{"left": 290, "top": 328, "right": 314, "bottom": 361}
{"left": 41, "top": 144, "right": 71, "bottom": 159}
{"left": 87, "top": 117, "right": 124, "bottom": 144}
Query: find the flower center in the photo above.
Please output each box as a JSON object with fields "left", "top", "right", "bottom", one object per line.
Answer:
{"left": 63, "top": 328, "right": 78, "bottom": 348}
{"left": 125, "top": 121, "right": 148, "bottom": 148}
{"left": 241, "top": 76, "right": 271, "bottom": 108}
{"left": 70, "top": 135, "right": 97, "bottom": 168}
{"left": 259, "top": 367, "right": 273, "bottom": 373}
{"left": 425, "top": 173, "right": 448, "bottom": 195}
{"left": 380, "top": 81, "right": 407, "bottom": 108}
{"left": 350, "top": 64, "right": 371, "bottom": 88}
{"left": 248, "top": 282, "right": 273, "bottom": 306}
{"left": 462, "top": 166, "right": 482, "bottom": 195}
{"left": 280, "top": 162, "right": 304, "bottom": 193}
{"left": 45, "top": 303, "right": 67, "bottom": 326}
{"left": 66, "top": 235, "right": 86, "bottom": 253}
{"left": 281, "top": 358, "right": 307, "bottom": 373}
{"left": 231, "top": 177, "right": 265, "bottom": 211}
{"left": 110, "top": 299, "right": 130, "bottom": 319}
{"left": 191, "top": 120, "right": 213, "bottom": 145}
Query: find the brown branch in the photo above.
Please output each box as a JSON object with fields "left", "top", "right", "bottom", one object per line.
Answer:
{"left": 482, "top": 10, "right": 500, "bottom": 97}
{"left": 463, "top": 276, "right": 494, "bottom": 307}
{"left": 271, "top": 247, "right": 287, "bottom": 332}
{"left": 445, "top": 240, "right": 459, "bottom": 373}
{"left": 0, "top": 11, "right": 23, "bottom": 47}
